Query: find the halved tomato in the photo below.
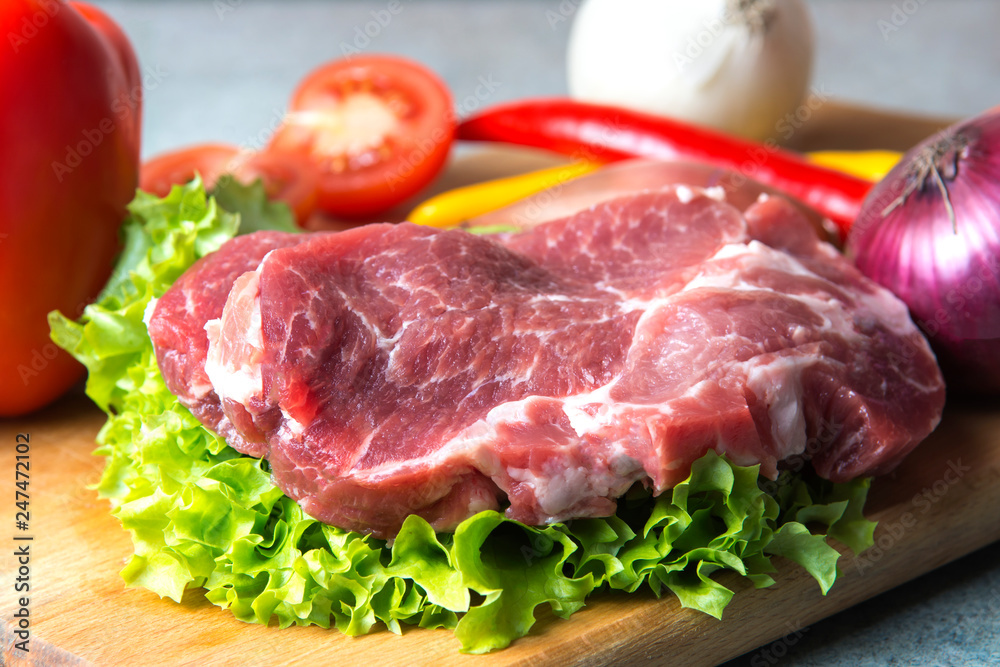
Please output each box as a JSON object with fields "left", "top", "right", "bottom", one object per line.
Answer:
{"left": 268, "top": 55, "right": 455, "bottom": 218}
{"left": 140, "top": 144, "right": 319, "bottom": 223}
{"left": 228, "top": 151, "right": 319, "bottom": 224}
{"left": 140, "top": 143, "right": 238, "bottom": 196}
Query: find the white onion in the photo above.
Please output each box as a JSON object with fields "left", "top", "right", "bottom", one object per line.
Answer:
{"left": 566, "top": 0, "right": 815, "bottom": 142}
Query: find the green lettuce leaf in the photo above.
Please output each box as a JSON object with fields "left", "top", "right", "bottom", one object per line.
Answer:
{"left": 210, "top": 175, "right": 299, "bottom": 235}
{"left": 49, "top": 181, "right": 877, "bottom": 654}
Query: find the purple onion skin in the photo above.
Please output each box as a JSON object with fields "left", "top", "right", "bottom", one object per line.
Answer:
{"left": 847, "top": 107, "right": 1000, "bottom": 395}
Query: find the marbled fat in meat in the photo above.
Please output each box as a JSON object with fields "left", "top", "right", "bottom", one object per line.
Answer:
{"left": 146, "top": 231, "right": 307, "bottom": 457}
{"left": 148, "top": 188, "right": 946, "bottom": 538}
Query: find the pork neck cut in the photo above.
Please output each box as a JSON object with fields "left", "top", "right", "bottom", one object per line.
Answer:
{"left": 148, "top": 187, "right": 945, "bottom": 538}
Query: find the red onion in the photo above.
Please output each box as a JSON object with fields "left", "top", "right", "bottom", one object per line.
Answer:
{"left": 847, "top": 107, "right": 1000, "bottom": 394}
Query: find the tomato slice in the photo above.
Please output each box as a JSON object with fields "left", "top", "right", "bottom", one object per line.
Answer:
{"left": 269, "top": 55, "right": 455, "bottom": 218}
{"left": 140, "top": 144, "right": 319, "bottom": 223}
{"left": 140, "top": 143, "right": 238, "bottom": 196}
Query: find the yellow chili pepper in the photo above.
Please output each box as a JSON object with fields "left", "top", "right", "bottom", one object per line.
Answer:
{"left": 408, "top": 160, "right": 601, "bottom": 228}
{"left": 411, "top": 151, "right": 898, "bottom": 228}
{"left": 807, "top": 150, "right": 903, "bottom": 182}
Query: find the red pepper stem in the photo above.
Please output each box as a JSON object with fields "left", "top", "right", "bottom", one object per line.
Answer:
{"left": 457, "top": 98, "right": 873, "bottom": 240}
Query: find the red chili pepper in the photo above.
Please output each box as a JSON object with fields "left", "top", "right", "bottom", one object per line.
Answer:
{"left": 457, "top": 98, "right": 872, "bottom": 239}
{"left": 0, "top": 0, "right": 141, "bottom": 416}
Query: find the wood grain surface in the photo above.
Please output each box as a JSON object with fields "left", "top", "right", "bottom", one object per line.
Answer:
{"left": 2, "top": 101, "right": 987, "bottom": 667}
{"left": 2, "top": 394, "right": 998, "bottom": 667}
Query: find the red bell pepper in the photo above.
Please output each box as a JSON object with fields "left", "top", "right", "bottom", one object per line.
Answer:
{"left": 0, "top": 0, "right": 141, "bottom": 416}
{"left": 457, "top": 98, "right": 873, "bottom": 239}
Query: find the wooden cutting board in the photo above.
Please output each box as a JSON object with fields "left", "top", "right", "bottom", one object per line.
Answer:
{"left": 3, "top": 101, "right": 992, "bottom": 667}
{"left": 2, "top": 394, "right": 999, "bottom": 667}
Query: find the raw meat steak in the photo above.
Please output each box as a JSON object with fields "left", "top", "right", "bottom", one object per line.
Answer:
{"left": 148, "top": 187, "right": 945, "bottom": 538}
{"left": 146, "top": 231, "right": 307, "bottom": 458}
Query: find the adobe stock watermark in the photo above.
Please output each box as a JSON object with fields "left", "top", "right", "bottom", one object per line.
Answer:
{"left": 748, "top": 622, "right": 810, "bottom": 667}
{"left": 18, "top": 300, "right": 90, "bottom": 386}
{"left": 454, "top": 74, "right": 503, "bottom": 120}
{"left": 519, "top": 528, "right": 557, "bottom": 566}
{"left": 495, "top": 115, "right": 626, "bottom": 227}
{"left": 338, "top": 0, "right": 411, "bottom": 58}
{"left": 853, "top": 458, "right": 971, "bottom": 575}
{"left": 673, "top": 2, "right": 770, "bottom": 73}
{"left": 51, "top": 64, "right": 169, "bottom": 183}
{"left": 856, "top": 250, "right": 1000, "bottom": 371}
{"left": 17, "top": 344, "right": 63, "bottom": 386}
{"left": 507, "top": 159, "right": 595, "bottom": 228}
{"left": 214, "top": 0, "right": 244, "bottom": 21}
{"left": 877, "top": 0, "right": 930, "bottom": 42}
{"left": 240, "top": 106, "right": 287, "bottom": 153}
{"left": 8, "top": 0, "right": 61, "bottom": 53}
{"left": 728, "top": 85, "right": 831, "bottom": 189}
{"left": 383, "top": 74, "right": 502, "bottom": 193}
{"left": 545, "top": 0, "right": 583, "bottom": 30}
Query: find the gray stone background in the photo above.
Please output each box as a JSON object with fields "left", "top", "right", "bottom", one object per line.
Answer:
{"left": 89, "top": 1, "right": 1000, "bottom": 665}
{"left": 91, "top": 0, "right": 1000, "bottom": 157}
